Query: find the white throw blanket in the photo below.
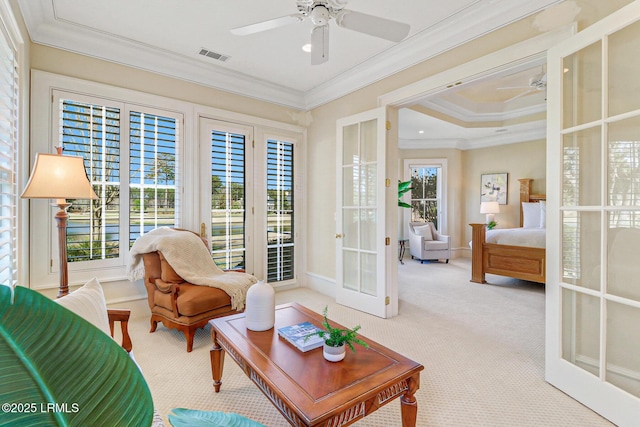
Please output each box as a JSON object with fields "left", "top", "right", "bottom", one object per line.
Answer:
{"left": 128, "top": 227, "right": 257, "bottom": 311}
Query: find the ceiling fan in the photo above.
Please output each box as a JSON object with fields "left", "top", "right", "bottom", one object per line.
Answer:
{"left": 230, "top": 0, "right": 410, "bottom": 65}
{"left": 498, "top": 69, "right": 547, "bottom": 103}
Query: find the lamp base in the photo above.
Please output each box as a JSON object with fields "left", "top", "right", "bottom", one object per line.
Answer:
{"left": 485, "top": 213, "right": 496, "bottom": 224}
{"left": 53, "top": 201, "right": 71, "bottom": 298}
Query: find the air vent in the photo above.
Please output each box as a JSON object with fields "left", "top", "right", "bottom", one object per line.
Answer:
{"left": 198, "top": 48, "right": 230, "bottom": 62}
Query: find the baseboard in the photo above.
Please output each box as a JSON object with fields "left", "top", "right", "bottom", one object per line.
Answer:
{"left": 304, "top": 272, "right": 336, "bottom": 298}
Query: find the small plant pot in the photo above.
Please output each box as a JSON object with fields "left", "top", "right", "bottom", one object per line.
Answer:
{"left": 323, "top": 343, "right": 346, "bottom": 362}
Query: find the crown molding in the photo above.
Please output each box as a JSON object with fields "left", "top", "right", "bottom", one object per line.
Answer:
{"left": 399, "top": 119, "right": 545, "bottom": 150}
{"left": 18, "top": 0, "right": 562, "bottom": 110}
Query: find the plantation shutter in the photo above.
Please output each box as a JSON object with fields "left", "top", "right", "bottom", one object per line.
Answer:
{"left": 266, "top": 139, "right": 294, "bottom": 283}
{"left": 0, "top": 24, "right": 18, "bottom": 287}
{"left": 129, "top": 111, "right": 178, "bottom": 246}
{"left": 60, "top": 100, "right": 121, "bottom": 262}
{"left": 210, "top": 130, "right": 246, "bottom": 270}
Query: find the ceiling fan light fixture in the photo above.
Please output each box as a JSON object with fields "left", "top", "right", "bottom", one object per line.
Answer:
{"left": 302, "top": 43, "right": 312, "bottom": 53}
{"left": 310, "top": 5, "right": 330, "bottom": 26}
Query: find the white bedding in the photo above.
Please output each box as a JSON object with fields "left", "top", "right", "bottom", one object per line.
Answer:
{"left": 485, "top": 227, "right": 546, "bottom": 248}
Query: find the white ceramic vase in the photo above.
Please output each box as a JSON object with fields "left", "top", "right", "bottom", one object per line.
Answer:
{"left": 244, "top": 280, "right": 275, "bottom": 331}
{"left": 323, "top": 343, "right": 346, "bottom": 362}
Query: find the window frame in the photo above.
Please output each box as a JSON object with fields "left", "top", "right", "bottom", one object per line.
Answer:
{"left": 403, "top": 158, "right": 448, "bottom": 233}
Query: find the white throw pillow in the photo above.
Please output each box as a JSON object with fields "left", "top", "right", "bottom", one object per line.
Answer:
{"left": 522, "top": 202, "right": 542, "bottom": 229}
{"left": 539, "top": 201, "right": 546, "bottom": 228}
{"left": 55, "top": 277, "right": 111, "bottom": 336}
{"left": 413, "top": 224, "right": 433, "bottom": 240}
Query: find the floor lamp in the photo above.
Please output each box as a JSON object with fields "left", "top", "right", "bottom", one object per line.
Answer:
{"left": 21, "top": 148, "right": 97, "bottom": 298}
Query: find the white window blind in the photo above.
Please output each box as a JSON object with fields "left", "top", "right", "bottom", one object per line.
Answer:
{"left": 0, "top": 23, "right": 17, "bottom": 287}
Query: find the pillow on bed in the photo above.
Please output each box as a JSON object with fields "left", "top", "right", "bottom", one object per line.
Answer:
{"left": 539, "top": 201, "right": 546, "bottom": 228}
{"left": 522, "top": 202, "right": 542, "bottom": 228}
{"left": 413, "top": 224, "right": 433, "bottom": 240}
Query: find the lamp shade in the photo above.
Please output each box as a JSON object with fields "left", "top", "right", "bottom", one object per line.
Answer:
{"left": 21, "top": 153, "right": 97, "bottom": 200}
{"left": 480, "top": 201, "right": 500, "bottom": 214}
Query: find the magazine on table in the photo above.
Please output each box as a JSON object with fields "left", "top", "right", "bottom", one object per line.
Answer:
{"left": 277, "top": 321, "right": 324, "bottom": 352}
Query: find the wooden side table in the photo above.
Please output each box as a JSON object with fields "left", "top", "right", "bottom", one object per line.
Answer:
{"left": 399, "top": 239, "right": 409, "bottom": 264}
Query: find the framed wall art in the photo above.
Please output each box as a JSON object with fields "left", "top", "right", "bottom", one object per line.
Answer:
{"left": 481, "top": 173, "right": 508, "bottom": 204}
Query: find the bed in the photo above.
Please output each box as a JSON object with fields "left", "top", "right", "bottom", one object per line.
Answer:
{"left": 470, "top": 178, "right": 546, "bottom": 284}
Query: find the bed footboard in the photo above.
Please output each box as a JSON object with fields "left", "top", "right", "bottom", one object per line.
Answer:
{"left": 470, "top": 223, "right": 546, "bottom": 284}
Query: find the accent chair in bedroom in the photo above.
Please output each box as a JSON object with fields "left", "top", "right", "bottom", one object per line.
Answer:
{"left": 408, "top": 222, "right": 451, "bottom": 264}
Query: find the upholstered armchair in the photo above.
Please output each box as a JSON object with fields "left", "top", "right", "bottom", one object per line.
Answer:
{"left": 408, "top": 222, "right": 451, "bottom": 263}
{"left": 137, "top": 229, "right": 245, "bottom": 352}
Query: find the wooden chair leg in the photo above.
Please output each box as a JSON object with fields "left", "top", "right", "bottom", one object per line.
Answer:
{"left": 185, "top": 327, "right": 196, "bottom": 353}
{"left": 150, "top": 318, "right": 158, "bottom": 333}
{"left": 107, "top": 308, "right": 132, "bottom": 353}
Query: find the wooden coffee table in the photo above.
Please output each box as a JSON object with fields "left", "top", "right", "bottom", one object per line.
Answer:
{"left": 209, "top": 302, "right": 424, "bottom": 427}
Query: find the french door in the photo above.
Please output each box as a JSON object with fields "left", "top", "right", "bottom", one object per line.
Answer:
{"left": 199, "top": 118, "right": 254, "bottom": 274}
{"left": 336, "top": 108, "right": 390, "bottom": 318}
{"left": 546, "top": 2, "right": 640, "bottom": 425}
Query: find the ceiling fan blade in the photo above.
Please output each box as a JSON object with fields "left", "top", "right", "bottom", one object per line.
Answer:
{"left": 335, "top": 9, "right": 410, "bottom": 42}
{"left": 505, "top": 89, "right": 535, "bottom": 102}
{"left": 231, "top": 14, "right": 303, "bottom": 36}
{"left": 311, "top": 25, "right": 329, "bottom": 65}
{"left": 497, "top": 85, "right": 532, "bottom": 90}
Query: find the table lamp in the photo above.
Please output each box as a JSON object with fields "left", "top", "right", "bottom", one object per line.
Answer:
{"left": 21, "top": 147, "right": 97, "bottom": 298}
{"left": 480, "top": 201, "right": 500, "bottom": 224}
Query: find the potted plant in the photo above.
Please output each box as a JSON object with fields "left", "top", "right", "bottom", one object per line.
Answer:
{"left": 305, "top": 306, "right": 369, "bottom": 362}
{"left": 398, "top": 180, "right": 412, "bottom": 208}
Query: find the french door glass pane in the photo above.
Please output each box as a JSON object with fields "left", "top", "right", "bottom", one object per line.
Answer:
{"left": 562, "top": 288, "right": 600, "bottom": 377}
{"left": 562, "top": 210, "right": 601, "bottom": 288}
{"left": 607, "top": 117, "right": 640, "bottom": 207}
{"left": 343, "top": 250, "right": 358, "bottom": 291}
{"left": 210, "top": 130, "right": 245, "bottom": 270}
{"left": 343, "top": 165, "right": 357, "bottom": 206}
{"left": 562, "top": 41, "right": 602, "bottom": 129}
{"left": 360, "top": 119, "right": 377, "bottom": 162}
{"left": 562, "top": 127, "right": 602, "bottom": 207}
{"left": 606, "top": 301, "right": 640, "bottom": 398}
{"left": 343, "top": 124, "right": 358, "bottom": 164}
{"left": 361, "top": 164, "right": 376, "bottom": 206}
{"left": 608, "top": 20, "right": 640, "bottom": 117}
{"left": 607, "top": 218, "right": 640, "bottom": 301}
{"left": 360, "top": 252, "right": 377, "bottom": 296}
{"left": 343, "top": 209, "right": 358, "bottom": 249}
{"left": 360, "top": 209, "right": 376, "bottom": 251}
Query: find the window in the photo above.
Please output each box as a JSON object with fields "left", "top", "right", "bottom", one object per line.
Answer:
{"left": 267, "top": 139, "right": 294, "bottom": 283}
{"left": 0, "top": 23, "right": 17, "bottom": 288}
{"left": 409, "top": 165, "right": 442, "bottom": 228}
{"left": 56, "top": 91, "right": 180, "bottom": 267}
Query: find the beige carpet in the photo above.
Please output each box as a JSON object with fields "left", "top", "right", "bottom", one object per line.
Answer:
{"left": 113, "top": 257, "right": 613, "bottom": 426}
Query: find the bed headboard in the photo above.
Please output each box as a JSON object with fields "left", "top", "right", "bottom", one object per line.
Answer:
{"left": 519, "top": 178, "right": 546, "bottom": 227}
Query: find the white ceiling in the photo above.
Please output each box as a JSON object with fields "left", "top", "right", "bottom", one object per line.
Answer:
{"left": 399, "top": 57, "right": 549, "bottom": 149}
{"left": 17, "top": 0, "right": 565, "bottom": 148}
